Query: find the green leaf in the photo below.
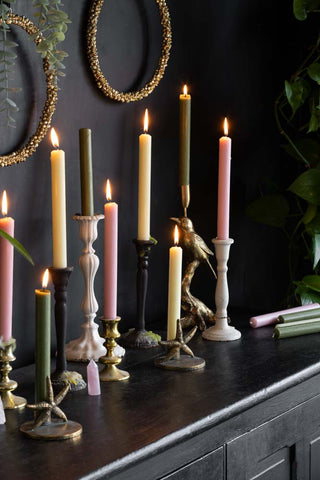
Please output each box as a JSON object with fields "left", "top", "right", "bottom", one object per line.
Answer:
{"left": 295, "top": 282, "right": 320, "bottom": 304}
{"left": 0, "top": 229, "right": 34, "bottom": 265}
{"left": 302, "top": 203, "right": 317, "bottom": 224}
{"left": 288, "top": 169, "right": 320, "bottom": 205}
{"left": 308, "top": 108, "right": 320, "bottom": 133}
{"left": 282, "top": 138, "right": 320, "bottom": 166}
{"left": 301, "top": 274, "right": 320, "bottom": 292}
{"left": 285, "top": 78, "right": 309, "bottom": 116}
{"left": 308, "top": 62, "right": 320, "bottom": 84}
{"left": 246, "top": 194, "right": 290, "bottom": 228}
{"left": 313, "top": 234, "right": 320, "bottom": 268}
{"left": 293, "top": 0, "right": 308, "bottom": 20}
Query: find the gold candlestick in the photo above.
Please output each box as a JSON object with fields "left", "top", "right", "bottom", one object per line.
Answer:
{"left": 99, "top": 317, "right": 129, "bottom": 382}
{"left": 0, "top": 338, "right": 26, "bottom": 409}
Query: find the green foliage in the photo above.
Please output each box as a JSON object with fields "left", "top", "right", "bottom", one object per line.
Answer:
{"left": 0, "top": 0, "right": 70, "bottom": 128}
{"left": 247, "top": 2, "right": 320, "bottom": 307}
{"left": 0, "top": 228, "right": 34, "bottom": 265}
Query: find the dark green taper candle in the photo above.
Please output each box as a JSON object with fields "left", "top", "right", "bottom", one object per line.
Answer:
{"left": 35, "top": 269, "right": 51, "bottom": 402}
{"left": 273, "top": 318, "right": 320, "bottom": 339}
{"left": 79, "top": 128, "right": 94, "bottom": 216}
{"left": 179, "top": 85, "right": 191, "bottom": 186}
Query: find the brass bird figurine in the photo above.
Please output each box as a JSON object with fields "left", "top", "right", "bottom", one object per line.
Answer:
{"left": 159, "top": 319, "right": 197, "bottom": 361}
{"left": 170, "top": 217, "right": 216, "bottom": 278}
{"left": 27, "top": 376, "right": 69, "bottom": 429}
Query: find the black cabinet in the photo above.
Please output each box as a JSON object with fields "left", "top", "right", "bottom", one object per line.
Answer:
{"left": 160, "top": 447, "right": 224, "bottom": 480}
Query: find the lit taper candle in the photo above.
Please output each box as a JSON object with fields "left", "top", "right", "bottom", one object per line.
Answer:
{"left": 50, "top": 128, "right": 67, "bottom": 268}
{"left": 104, "top": 179, "right": 118, "bottom": 319}
{"left": 217, "top": 118, "right": 232, "bottom": 240}
{"left": 138, "top": 109, "right": 152, "bottom": 240}
{"left": 167, "top": 225, "right": 183, "bottom": 340}
{"left": 179, "top": 84, "right": 191, "bottom": 186}
{"left": 0, "top": 191, "right": 14, "bottom": 341}
{"left": 35, "top": 269, "right": 51, "bottom": 402}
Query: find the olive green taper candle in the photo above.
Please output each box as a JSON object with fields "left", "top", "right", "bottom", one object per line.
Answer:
{"left": 273, "top": 318, "right": 320, "bottom": 338}
{"left": 79, "top": 128, "right": 94, "bottom": 216}
{"left": 278, "top": 307, "right": 320, "bottom": 323}
{"left": 35, "top": 269, "right": 51, "bottom": 402}
{"left": 179, "top": 86, "right": 191, "bottom": 186}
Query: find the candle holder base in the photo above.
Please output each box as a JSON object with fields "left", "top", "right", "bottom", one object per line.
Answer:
{"left": 0, "top": 338, "right": 26, "bottom": 410}
{"left": 154, "top": 355, "right": 205, "bottom": 371}
{"left": 202, "top": 238, "right": 241, "bottom": 342}
{"left": 20, "top": 419, "right": 82, "bottom": 441}
{"left": 99, "top": 317, "right": 130, "bottom": 382}
{"left": 202, "top": 320, "right": 241, "bottom": 342}
{"left": 120, "top": 328, "right": 160, "bottom": 349}
{"left": 51, "top": 370, "right": 86, "bottom": 392}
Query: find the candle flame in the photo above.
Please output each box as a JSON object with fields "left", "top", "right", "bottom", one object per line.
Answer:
{"left": 224, "top": 117, "right": 229, "bottom": 136}
{"left": 50, "top": 127, "right": 59, "bottom": 148}
{"left": 42, "top": 269, "right": 49, "bottom": 289}
{"left": 174, "top": 225, "right": 179, "bottom": 245}
{"left": 1, "top": 190, "right": 7, "bottom": 216}
{"left": 143, "top": 108, "right": 149, "bottom": 133}
{"left": 183, "top": 84, "right": 188, "bottom": 95}
{"left": 106, "top": 179, "right": 112, "bottom": 201}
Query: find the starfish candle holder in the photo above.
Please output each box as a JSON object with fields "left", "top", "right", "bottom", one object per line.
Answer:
{"left": 154, "top": 319, "right": 205, "bottom": 371}
{"left": 0, "top": 338, "right": 26, "bottom": 410}
{"left": 20, "top": 377, "right": 82, "bottom": 440}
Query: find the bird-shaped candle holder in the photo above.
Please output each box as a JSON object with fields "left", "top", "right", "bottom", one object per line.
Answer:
{"left": 170, "top": 217, "right": 216, "bottom": 331}
{"left": 154, "top": 319, "right": 205, "bottom": 371}
{"left": 20, "top": 376, "right": 82, "bottom": 440}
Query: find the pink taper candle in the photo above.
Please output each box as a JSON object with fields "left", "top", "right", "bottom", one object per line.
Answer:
{"left": 104, "top": 179, "right": 118, "bottom": 319}
{"left": 217, "top": 118, "right": 232, "bottom": 239}
{"left": 0, "top": 191, "right": 14, "bottom": 341}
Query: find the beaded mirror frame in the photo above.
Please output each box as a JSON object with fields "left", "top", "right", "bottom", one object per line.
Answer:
{"left": 87, "top": 0, "right": 172, "bottom": 103}
{"left": 0, "top": 13, "right": 57, "bottom": 167}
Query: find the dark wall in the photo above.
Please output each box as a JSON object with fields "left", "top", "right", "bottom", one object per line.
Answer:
{"left": 0, "top": 1, "right": 314, "bottom": 366}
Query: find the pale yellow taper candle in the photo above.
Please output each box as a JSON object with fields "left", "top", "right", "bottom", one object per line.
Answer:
{"left": 138, "top": 109, "right": 152, "bottom": 240}
{"left": 50, "top": 128, "right": 67, "bottom": 268}
{"left": 167, "top": 225, "right": 183, "bottom": 340}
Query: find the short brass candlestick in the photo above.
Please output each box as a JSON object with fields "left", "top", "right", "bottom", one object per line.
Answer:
{"left": 120, "top": 239, "right": 160, "bottom": 348}
{"left": 49, "top": 267, "right": 86, "bottom": 391}
{"left": 99, "top": 316, "right": 129, "bottom": 381}
{"left": 0, "top": 338, "right": 26, "bottom": 409}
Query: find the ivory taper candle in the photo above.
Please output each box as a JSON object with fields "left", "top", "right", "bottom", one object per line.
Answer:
{"left": 79, "top": 128, "right": 94, "bottom": 216}
{"left": 50, "top": 128, "right": 67, "bottom": 268}
{"left": 0, "top": 191, "right": 14, "bottom": 342}
{"left": 104, "top": 179, "right": 118, "bottom": 319}
{"left": 167, "top": 226, "right": 183, "bottom": 340}
{"left": 217, "top": 118, "right": 232, "bottom": 240}
{"left": 138, "top": 109, "right": 152, "bottom": 241}
{"left": 35, "top": 269, "right": 51, "bottom": 402}
{"left": 179, "top": 84, "right": 191, "bottom": 186}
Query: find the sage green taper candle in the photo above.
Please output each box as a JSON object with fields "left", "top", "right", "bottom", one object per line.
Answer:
{"left": 35, "top": 270, "right": 51, "bottom": 402}
{"left": 278, "top": 307, "right": 320, "bottom": 323}
{"left": 273, "top": 318, "right": 320, "bottom": 338}
{"left": 79, "top": 128, "right": 94, "bottom": 216}
{"left": 179, "top": 85, "right": 191, "bottom": 186}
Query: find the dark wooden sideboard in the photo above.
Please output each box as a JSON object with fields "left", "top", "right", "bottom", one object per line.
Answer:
{"left": 2, "top": 312, "right": 320, "bottom": 479}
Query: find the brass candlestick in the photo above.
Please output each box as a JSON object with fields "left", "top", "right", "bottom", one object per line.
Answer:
{"left": 0, "top": 338, "right": 26, "bottom": 410}
{"left": 99, "top": 317, "right": 129, "bottom": 382}
{"left": 154, "top": 319, "right": 205, "bottom": 371}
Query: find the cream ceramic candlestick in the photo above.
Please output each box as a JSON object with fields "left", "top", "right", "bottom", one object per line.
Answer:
{"left": 65, "top": 214, "right": 125, "bottom": 361}
{"left": 202, "top": 238, "right": 241, "bottom": 341}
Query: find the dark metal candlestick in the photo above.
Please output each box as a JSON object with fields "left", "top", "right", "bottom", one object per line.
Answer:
{"left": 120, "top": 239, "right": 160, "bottom": 348}
{"left": 49, "top": 267, "right": 86, "bottom": 391}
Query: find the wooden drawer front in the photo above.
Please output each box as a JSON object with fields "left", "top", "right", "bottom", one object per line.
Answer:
{"left": 160, "top": 446, "right": 224, "bottom": 480}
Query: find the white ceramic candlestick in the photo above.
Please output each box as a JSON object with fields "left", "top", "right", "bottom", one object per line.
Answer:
{"left": 202, "top": 238, "right": 241, "bottom": 341}
{"left": 65, "top": 214, "right": 124, "bottom": 361}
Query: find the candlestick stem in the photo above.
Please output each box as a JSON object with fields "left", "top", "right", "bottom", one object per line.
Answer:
{"left": 120, "top": 239, "right": 160, "bottom": 348}
{"left": 202, "top": 238, "right": 241, "bottom": 341}
{"left": 49, "top": 267, "right": 86, "bottom": 390}
{"left": 0, "top": 338, "right": 26, "bottom": 409}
